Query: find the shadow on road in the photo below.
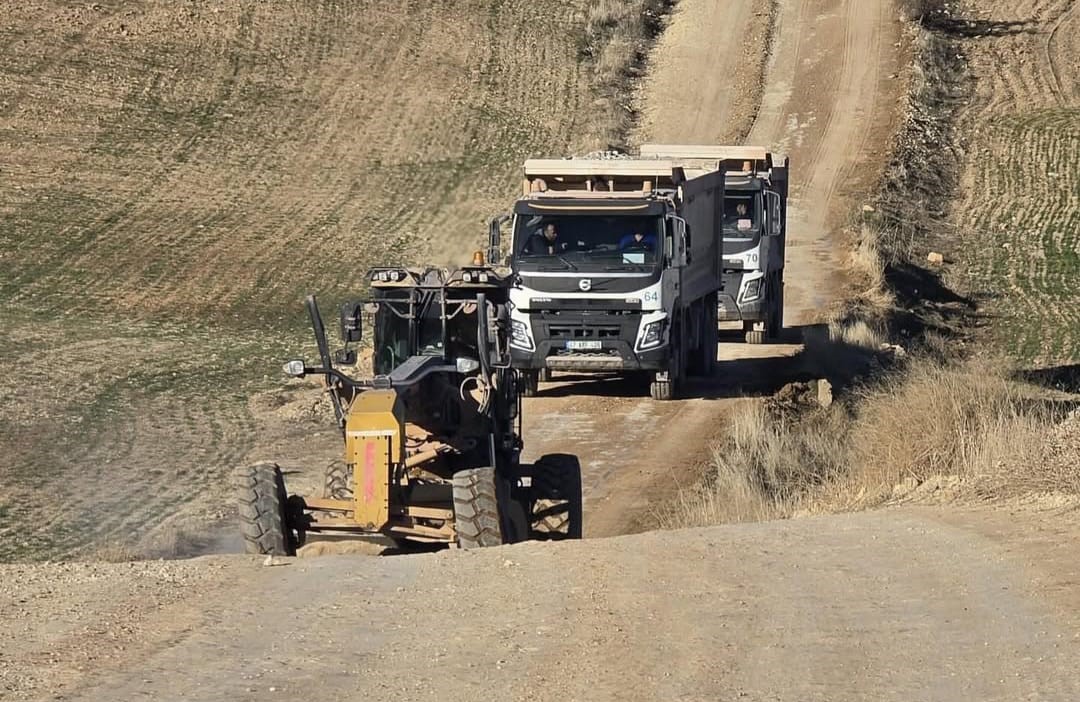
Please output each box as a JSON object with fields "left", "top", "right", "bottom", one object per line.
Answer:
{"left": 531, "top": 323, "right": 853, "bottom": 401}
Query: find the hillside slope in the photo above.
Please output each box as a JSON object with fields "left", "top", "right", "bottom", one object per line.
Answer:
{"left": 949, "top": 0, "right": 1080, "bottom": 366}
{"left": 0, "top": 1, "right": 619, "bottom": 325}
{"left": 0, "top": 0, "right": 654, "bottom": 560}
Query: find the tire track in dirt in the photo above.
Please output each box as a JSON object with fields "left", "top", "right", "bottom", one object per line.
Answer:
{"left": 1045, "top": 0, "right": 1078, "bottom": 105}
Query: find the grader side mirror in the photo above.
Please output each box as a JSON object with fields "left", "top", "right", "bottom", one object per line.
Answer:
{"left": 340, "top": 302, "right": 363, "bottom": 343}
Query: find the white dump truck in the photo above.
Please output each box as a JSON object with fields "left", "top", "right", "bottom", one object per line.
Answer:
{"left": 640, "top": 145, "right": 789, "bottom": 344}
{"left": 487, "top": 152, "right": 725, "bottom": 400}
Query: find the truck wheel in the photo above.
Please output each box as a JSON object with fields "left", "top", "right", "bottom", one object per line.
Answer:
{"left": 235, "top": 462, "right": 298, "bottom": 556}
{"left": 452, "top": 467, "right": 503, "bottom": 548}
{"left": 530, "top": 454, "right": 583, "bottom": 540}
{"left": 650, "top": 373, "right": 676, "bottom": 400}
{"left": 768, "top": 278, "right": 785, "bottom": 340}
{"left": 521, "top": 370, "right": 539, "bottom": 397}
{"left": 702, "top": 292, "right": 719, "bottom": 377}
{"left": 745, "top": 329, "right": 765, "bottom": 344}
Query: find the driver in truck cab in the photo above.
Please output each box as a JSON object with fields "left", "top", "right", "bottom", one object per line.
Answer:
{"left": 524, "top": 222, "right": 569, "bottom": 255}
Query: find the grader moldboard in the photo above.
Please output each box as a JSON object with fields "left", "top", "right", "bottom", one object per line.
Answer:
{"left": 235, "top": 258, "right": 583, "bottom": 554}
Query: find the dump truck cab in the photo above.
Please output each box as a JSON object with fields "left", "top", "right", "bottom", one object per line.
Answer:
{"left": 490, "top": 153, "right": 725, "bottom": 400}
{"left": 640, "top": 145, "right": 789, "bottom": 344}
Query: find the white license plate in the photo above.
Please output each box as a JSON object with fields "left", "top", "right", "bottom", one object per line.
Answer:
{"left": 566, "top": 340, "right": 602, "bottom": 351}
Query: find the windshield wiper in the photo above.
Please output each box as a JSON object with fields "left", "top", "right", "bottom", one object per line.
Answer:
{"left": 533, "top": 255, "right": 578, "bottom": 271}
{"left": 554, "top": 254, "right": 578, "bottom": 271}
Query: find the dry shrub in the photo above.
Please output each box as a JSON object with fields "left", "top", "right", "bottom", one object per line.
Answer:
{"left": 822, "top": 356, "right": 1061, "bottom": 509}
{"left": 657, "top": 401, "right": 849, "bottom": 528}
{"left": 661, "top": 356, "right": 1072, "bottom": 528}
{"left": 897, "top": 0, "right": 947, "bottom": 23}
{"left": 846, "top": 222, "right": 896, "bottom": 314}
{"left": 578, "top": 0, "right": 673, "bottom": 147}
{"left": 798, "top": 316, "right": 888, "bottom": 386}
{"left": 91, "top": 543, "right": 141, "bottom": 563}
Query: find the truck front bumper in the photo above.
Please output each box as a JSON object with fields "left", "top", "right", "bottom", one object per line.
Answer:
{"left": 511, "top": 343, "right": 669, "bottom": 372}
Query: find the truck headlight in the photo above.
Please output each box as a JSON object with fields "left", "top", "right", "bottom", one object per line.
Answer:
{"left": 740, "top": 278, "right": 762, "bottom": 303}
{"left": 511, "top": 320, "right": 534, "bottom": 350}
{"left": 639, "top": 320, "right": 664, "bottom": 349}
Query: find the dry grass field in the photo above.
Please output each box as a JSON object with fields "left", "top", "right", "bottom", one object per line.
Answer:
{"left": 0, "top": 0, "right": 665, "bottom": 560}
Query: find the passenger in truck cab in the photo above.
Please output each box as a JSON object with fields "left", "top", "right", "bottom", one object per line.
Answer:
{"left": 524, "top": 222, "right": 569, "bottom": 255}
{"left": 618, "top": 230, "right": 656, "bottom": 252}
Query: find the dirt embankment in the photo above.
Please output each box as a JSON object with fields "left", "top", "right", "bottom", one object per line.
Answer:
{"left": 6, "top": 506, "right": 1080, "bottom": 701}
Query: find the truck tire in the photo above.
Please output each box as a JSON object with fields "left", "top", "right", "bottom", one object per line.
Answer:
{"left": 452, "top": 467, "right": 504, "bottom": 549}
{"left": 701, "top": 292, "right": 719, "bottom": 377}
{"left": 235, "top": 462, "right": 297, "bottom": 556}
{"left": 530, "top": 454, "right": 583, "bottom": 540}
{"left": 745, "top": 329, "right": 765, "bottom": 345}
{"left": 768, "top": 277, "right": 785, "bottom": 340}
{"left": 650, "top": 378, "right": 675, "bottom": 400}
{"left": 521, "top": 370, "right": 539, "bottom": 397}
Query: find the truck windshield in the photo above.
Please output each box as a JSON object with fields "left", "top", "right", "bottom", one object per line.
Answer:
{"left": 723, "top": 193, "right": 761, "bottom": 238}
{"left": 513, "top": 214, "right": 664, "bottom": 269}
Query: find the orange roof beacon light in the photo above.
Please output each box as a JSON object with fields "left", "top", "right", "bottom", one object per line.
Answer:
{"left": 472, "top": 250, "right": 486, "bottom": 266}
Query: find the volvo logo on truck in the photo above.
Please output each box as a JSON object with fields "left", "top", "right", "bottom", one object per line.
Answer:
{"left": 578, "top": 278, "right": 592, "bottom": 292}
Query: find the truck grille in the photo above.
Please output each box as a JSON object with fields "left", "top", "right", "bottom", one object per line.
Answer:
{"left": 547, "top": 325, "right": 622, "bottom": 340}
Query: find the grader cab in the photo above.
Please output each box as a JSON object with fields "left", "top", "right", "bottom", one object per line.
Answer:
{"left": 235, "top": 258, "right": 582, "bottom": 554}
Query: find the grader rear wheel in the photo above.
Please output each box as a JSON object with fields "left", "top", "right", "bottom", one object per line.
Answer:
{"left": 530, "top": 454, "right": 583, "bottom": 540}
{"left": 235, "top": 462, "right": 297, "bottom": 556}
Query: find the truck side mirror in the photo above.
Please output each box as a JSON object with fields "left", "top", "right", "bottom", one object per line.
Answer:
{"left": 668, "top": 215, "right": 691, "bottom": 267}
{"left": 340, "top": 301, "right": 363, "bottom": 343}
{"left": 488, "top": 214, "right": 510, "bottom": 266}
{"left": 766, "top": 192, "right": 783, "bottom": 237}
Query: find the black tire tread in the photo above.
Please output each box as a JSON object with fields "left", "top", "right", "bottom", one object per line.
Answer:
{"left": 234, "top": 462, "right": 296, "bottom": 556}
{"left": 531, "top": 454, "right": 583, "bottom": 539}
{"left": 452, "top": 467, "right": 503, "bottom": 549}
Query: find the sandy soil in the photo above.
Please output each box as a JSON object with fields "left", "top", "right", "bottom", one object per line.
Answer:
{"left": 5, "top": 506, "right": 1080, "bottom": 701}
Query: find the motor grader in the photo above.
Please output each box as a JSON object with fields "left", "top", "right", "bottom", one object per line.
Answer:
{"left": 235, "top": 257, "right": 582, "bottom": 555}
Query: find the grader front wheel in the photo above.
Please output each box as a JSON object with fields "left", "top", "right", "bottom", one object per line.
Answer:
{"left": 452, "top": 467, "right": 504, "bottom": 549}
{"left": 235, "top": 462, "right": 297, "bottom": 556}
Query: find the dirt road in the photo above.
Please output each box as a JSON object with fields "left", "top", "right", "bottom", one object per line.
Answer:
{"left": 6, "top": 506, "right": 1080, "bottom": 700}
{"left": 522, "top": 0, "right": 903, "bottom": 535}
